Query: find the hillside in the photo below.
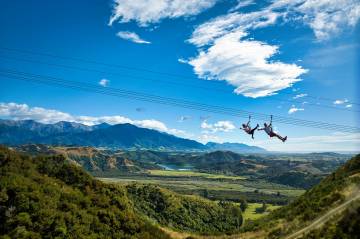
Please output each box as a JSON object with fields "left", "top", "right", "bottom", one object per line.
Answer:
{"left": 127, "top": 184, "right": 242, "bottom": 234}
{"left": 243, "top": 154, "right": 360, "bottom": 238}
{"left": 14, "top": 145, "right": 347, "bottom": 192}
{"left": 0, "top": 147, "right": 243, "bottom": 238}
{"left": 15, "top": 144, "right": 162, "bottom": 173}
{"left": 0, "top": 146, "right": 169, "bottom": 239}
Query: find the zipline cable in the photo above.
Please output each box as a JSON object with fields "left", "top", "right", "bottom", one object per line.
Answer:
{"left": 0, "top": 54, "right": 358, "bottom": 113}
{"left": 1, "top": 74, "right": 357, "bottom": 133}
{"left": 1, "top": 68, "right": 357, "bottom": 131}
{"left": 0, "top": 46, "right": 359, "bottom": 106}
{"left": 1, "top": 69, "right": 359, "bottom": 133}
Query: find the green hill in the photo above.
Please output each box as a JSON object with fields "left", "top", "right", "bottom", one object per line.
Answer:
{"left": 0, "top": 146, "right": 169, "bottom": 239}
{"left": 0, "top": 146, "right": 242, "bottom": 238}
{"left": 127, "top": 184, "right": 242, "bottom": 234}
{"left": 245, "top": 154, "right": 360, "bottom": 238}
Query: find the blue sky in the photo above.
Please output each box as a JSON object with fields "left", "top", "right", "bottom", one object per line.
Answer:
{"left": 0, "top": 0, "right": 359, "bottom": 152}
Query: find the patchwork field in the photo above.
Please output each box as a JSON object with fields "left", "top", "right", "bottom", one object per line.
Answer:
{"left": 148, "top": 169, "right": 247, "bottom": 180}
{"left": 99, "top": 170, "right": 304, "bottom": 205}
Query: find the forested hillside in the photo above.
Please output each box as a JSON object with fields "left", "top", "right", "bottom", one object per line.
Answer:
{"left": 127, "top": 184, "right": 242, "bottom": 234}
{"left": 0, "top": 147, "right": 243, "bottom": 238}
{"left": 0, "top": 146, "right": 169, "bottom": 239}
{"left": 245, "top": 154, "right": 360, "bottom": 238}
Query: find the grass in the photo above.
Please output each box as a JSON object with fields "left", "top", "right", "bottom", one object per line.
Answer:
{"left": 148, "top": 169, "right": 246, "bottom": 180}
{"left": 99, "top": 174, "right": 304, "bottom": 202}
{"left": 242, "top": 203, "right": 281, "bottom": 221}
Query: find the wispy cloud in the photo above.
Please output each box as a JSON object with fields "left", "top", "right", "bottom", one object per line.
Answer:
{"left": 201, "top": 120, "right": 235, "bottom": 133}
{"left": 116, "top": 31, "right": 151, "bottom": 44}
{"left": 198, "top": 134, "right": 222, "bottom": 143}
{"left": 178, "top": 115, "right": 191, "bottom": 123}
{"left": 345, "top": 104, "right": 353, "bottom": 108}
{"left": 253, "top": 132, "right": 360, "bottom": 152}
{"left": 333, "top": 99, "right": 348, "bottom": 105}
{"left": 295, "top": 0, "right": 360, "bottom": 41}
{"left": 99, "top": 78, "right": 109, "bottom": 87}
{"left": 229, "top": 0, "right": 254, "bottom": 12}
{"left": 184, "top": 0, "right": 360, "bottom": 98}
{"left": 188, "top": 30, "right": 306, "bottom": 98}
{"left": 288, "top": 105, "right": 304, "bottom": 114}
{"left": 0, "top": 102, "right": 189, "bottom": 138}
{"left": 109, "top": 0, "right": 218, "bottom": 26}
{"left": 293, "top": 93, "right": 307, "bottom": 99}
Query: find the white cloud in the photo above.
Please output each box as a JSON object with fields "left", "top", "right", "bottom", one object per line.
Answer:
{"left": 178, "top": 58, "right": 188, "bottom": 64}
{"left": 178, "top": 115, "right": 191, "bottom": 122}
{"left": 185, "top": 0, "right": 360, "bottom": 98}
{"left": 333, "top": 99, "right": 348, "bottom": 105}
{"left": 288, "top": 105, "right": 304, "bottom": 114}
{"left": 256, "top": 0, "right": 360, "bottom": 41}
{"left": 99, "top": 79, "right": 109, "bottom": 87}
{"left": 293, "top": 93, "right": 307, "bottom": 99}
{"left": 109, "top": 0, "right": 218, "bottom": 26}
{"left": 229, "top": 0, "right": 254, "bottom": 12}
{"left": 116, "top": 31, "right": 151, "bottom": 44}
{"left": 201, "top": 120, "right": 235, "bottom": 133}
{"left": 253, "top": 132, "right": 360, "bottom": 152}
{"left": 345, "top": 104, "right": 353, "bottom": 108}
{"left": 188, "top": 31, "right": 307, "bottom": 98}
{"left": 0, "top": 102, "right": 74, "bottom": 124}
{"left": 296, "top": 0, "right": 360, "bottom": 41}
{"left": 188, "top": 10, "right": 281, "bottom": 47}
{"left": 198, "top": 134, "right": 222, "bottom": 143}
{"left": 0, "top": 102, "right": 188, "bottom": 138}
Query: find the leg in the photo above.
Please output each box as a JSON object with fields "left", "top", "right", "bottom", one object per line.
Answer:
{"left": 274, "top": 133, "right": 287, "bottom": 142}
{"left": 250, "top": 126, "right": 258, "bottom": 139}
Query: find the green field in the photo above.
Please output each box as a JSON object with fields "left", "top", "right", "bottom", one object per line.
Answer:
{"left": 98, "top": 170, "right": 304, "bottom": 205}
{"left": 148, "top": 169, "right": 246, "bottom": 180}
{"left": 242, "top": 203, "right": 281, "bottom": 221}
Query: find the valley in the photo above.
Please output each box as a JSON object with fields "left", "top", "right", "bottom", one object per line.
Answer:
{"left": 0, "top": 145, "right": 359, "bottom": 238}
{"left": 2, "top": 0, "right": 359, "bottom": 237}
{"left": 12, "top": 144, "right": 350, "bottom": 206}
{"left": 1, "top": 122, "right": 357, "bottom": 238}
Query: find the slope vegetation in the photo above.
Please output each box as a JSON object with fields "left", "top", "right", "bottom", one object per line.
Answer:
{"left": 0, "top": 147, "right": 243, "bottom": 238}
{"left": 0, "top": 146, "right": 169, "bottom": 239}
{"left": 244, "top": 154, "right": 360, "bottom": 238}
{"left": 127, "top": 184, "right": 242, "bottom": 234}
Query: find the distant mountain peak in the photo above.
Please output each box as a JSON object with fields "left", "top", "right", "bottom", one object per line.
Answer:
{"left": 0, "top": 119, "right": 206, "bottom": 151}
{"left": 206, "top": 141, "right": 266, "bottom": 153}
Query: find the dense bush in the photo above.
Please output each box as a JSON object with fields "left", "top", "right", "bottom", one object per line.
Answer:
{"left": 243, "top": 154, "right": 360, "bottom": 238}
{"left": 0, "top": 146, "right": 170, "bottom": 239}
{"left": 303, "top": 200, "right": 360, "bottom": 239}
{"left": 126, "top": 184, "right": 242, "bottom": 234}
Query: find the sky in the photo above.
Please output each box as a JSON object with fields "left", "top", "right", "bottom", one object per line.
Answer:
{"left": 0, "top": 0, "right": 359, "bottom": 152}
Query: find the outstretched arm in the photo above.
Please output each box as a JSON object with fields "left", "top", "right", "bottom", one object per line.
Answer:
{"left": 247, "top": 116, "right": 251, "bottom": 127}
{"left": 258, "top": 128, "right": 264, "bottom": 131}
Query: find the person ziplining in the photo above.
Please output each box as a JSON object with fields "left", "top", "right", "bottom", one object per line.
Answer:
{"left": 240, "top": 116, "right": 259, "bottom": 139}
{"left": 258, "top": 115, "right": 287, "bottom": 142}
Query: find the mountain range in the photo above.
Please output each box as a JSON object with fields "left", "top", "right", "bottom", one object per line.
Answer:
{"left": 0, "top": 119, "right": 266, "bottom": 152}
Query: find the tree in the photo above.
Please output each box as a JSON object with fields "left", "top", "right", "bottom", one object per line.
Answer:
{"left": 239, "top": 198, "right": 248, "bottom": 212}
{"left": 203, "top": 189, "right": 209, "bottom": 198}
{"left": 255, "top": 202, "right": 267, "bottom": 214}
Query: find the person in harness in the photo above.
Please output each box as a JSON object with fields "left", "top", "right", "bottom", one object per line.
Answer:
{"left": 240, "top": 116, "right": 259, "bottom": 139}
{"left": 258, "top": 115, "right": 287, "bottom": 142}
